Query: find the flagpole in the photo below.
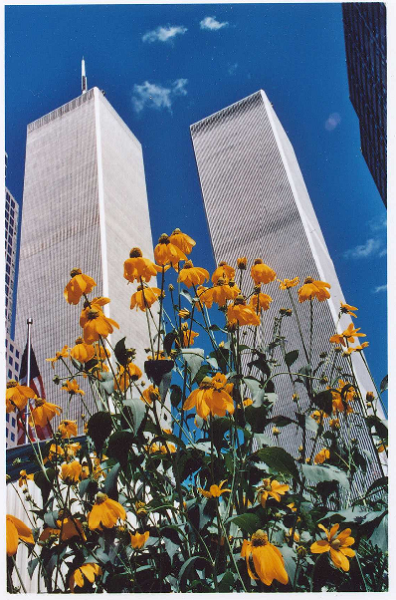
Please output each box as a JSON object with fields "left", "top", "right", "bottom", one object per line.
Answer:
{"left": 24, "top": 318, "right": 33, "bottom": 445}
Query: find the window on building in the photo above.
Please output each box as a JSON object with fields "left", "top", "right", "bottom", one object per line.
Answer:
{"left": 11, "top": 417, "right": 16, "bottom": 427}
{"left": 10, "top": 344, "right": 14, "bottom": 353}
{"left": 6, "top": 429, "right": 8, "bottom": 438}
{"left": 15, "top": 362, "right": 19, "bottom": 372}
{"left": 8, "top": 356, "right": 13, "bottom": 366}
{"left": 11, "top": 433, "right": 15, "bottom": 442}
{"left": 16, "top": 350, "right": 19, "bottom": 359}
{"left": 8, "top": 369, "right": 12, "bottom": 378}
{"left": 6, "top": 413, "right": 9, "bottom": 422}
{"left": 5, "top": 274, "right": 10, "bottom": 284}
{"left": 6, "top": 264, "right": 10, "bottom": 275}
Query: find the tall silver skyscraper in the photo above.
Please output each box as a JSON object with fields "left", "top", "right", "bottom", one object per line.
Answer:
{"left": 190, "top": 90, "right": 384, "bottom": 481}
{"left": 5, "top": 185, "right": 19, "bottom": 336}
{"left": 16, "top": 87, "right": 155, "bottom": 431}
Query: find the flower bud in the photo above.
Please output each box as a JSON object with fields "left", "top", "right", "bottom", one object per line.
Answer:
{"left": 237, "top": 257, "right": 247, "bottom": 270}
{"left": 272, "top": 427, "right": 280, "bottom": 436}
{"left": 366, "top": 391, "right": 374, "bottom": 402}
{"left": 297, "top": 546, "right": 307, "bottom": 558}
{"left": 168, "top": 284, "right": 174, "bottom": 292}
{"left": 292, "top": 393, "right": 299, "bottom": 403}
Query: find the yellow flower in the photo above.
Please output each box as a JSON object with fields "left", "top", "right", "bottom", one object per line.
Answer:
{"left": 243, "top": 397, "right": 253, "bottom": 407}
{"left": 314, "top": 448, "right": 330, "bottom": 464}
{"left": 134, "top": 501, "right": 147, "bottom": 515}
{"left": 278, "top": 277, "right": 299, "bottom": 290}
{"left": 18, "top": 470, "right": 34, "bottom": 488}
{"left": 183, "top": 374, "right": 234, "bottom": 420}
{"left": 198, "top": 480, "right": 231, "bottom": 498}
{"left": 250, "top": 259, "right": 276, "bottom": 285}
{"left": 6, "top": 379, "right": 35, "bottom": 413}
{"left": 329, "top": 333, "right": 345, "bottom": 346}
{"left": 241, "top": 530, "right": 288, "bottom": 586}
{"left": 130, "top": 285, "right": 162, "bottom": 311}
{"left": 310, "top": 523, "right": 355, "bottom": 571}
{"left": 61, "top": 461, "right": 83, "bottom": 484}
{"left": 58, "top": 419, "right": 78, "bottom": 439}
{"left": 115, "top": 362, "right": 142, "bottom": 392}
{"left": 64, "top": 268, "right": 96, "bottom": 305}
{"left": 340, "top": 302, "right": 358, "bottom": 318}
{"left": 80, "top": 307, "right": 119, "bottom": 344}
{"left": 154, "top": 233, "right": 187, "bottom": 267}
{"left": 330, "top": 380, "right": 355, "bottom": 414}
{"left": 237, "top": 257, "right": 247, "bottom": 270}
{"left": 342, "top": 323, "right": 366, "bottom": 344}
{"left": 29, "top": 398, "right": 62, "bottom": 428}
{"left": 178, "top": 260, "right": 209, "bottom": 287}
{"left": 70, "top": 338, "right": 95, "bottom": 363}
{"left": 310, "top": 410, "right": 329, "bottom": 424}
{"left": 169, "top": 228, "right": 196, "bottom": 254}
{"left": 46, "top": 345, "right": 70, "bottom": 368}
{"left": 61, "top": 379, "right": 85, "bottom": 396}
{"left": 249, "top": 292, "right": 273, "bottom": 312}
{"left": 227, "top": 295, "right": 261, "bottom": 327}
{"left": 200, "top": 278, "right": 240, "bottom": 308}
{"left": 130, "top": 531, "right": 150, "bottom": 549}
{"left": 142, "top": 384, "right": 160, "bottom": 405}
{"left": 123, "top": 247, "right": 162, "bottom": 283}
{"left": 285, "top": 528, "right": 300, "bottom": 543}
{"left": 257, "top": 479, "right": 289, "bottom": 508}
{"left": 48, "top": 444, "right": 65, "bottom": 461}
{"left": 212, "top": 261, "right": 235, "bottom": 284}
{"left": 287, "top": 502, "right": 297, "bottom": 512}
{"left": 176, "top": 322, "right": 199, "bottom": 348}
{"left": 329, "top": 418, "right": 341, "bottom": 430}
{"left": 178, "top": 307, "right": 191, "bottom": 319}
{"left": 377, "top": 443, "right": 388, "bottom": 453}
{"left": 88, "top": 493, "right": 126, "bottom": 530}
{"left": 66, "top": 442, "right": 81, "bottom": 456}
{"left": 298, "top": 277, "right": 331, "bottom": 302}
{"left": 6, "top": 515, "right": 34, "bottom": 556}
{"left": 69, "top": 563, "right": 102, "bottom": 593}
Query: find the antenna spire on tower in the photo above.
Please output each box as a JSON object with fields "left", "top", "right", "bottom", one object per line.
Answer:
{"left": 81, "top": 57, "right": 88, "bottom": 94}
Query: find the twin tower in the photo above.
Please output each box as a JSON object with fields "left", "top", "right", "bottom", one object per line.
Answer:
{"left": 16, "top": 87, "right": 379, "bottom": 458}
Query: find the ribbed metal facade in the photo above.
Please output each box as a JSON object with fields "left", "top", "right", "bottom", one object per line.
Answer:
{"left": 342, "top": 2, "right": 387, "bottom": 206}
{"left": 15, "top": 87, "right": 155, "bottom": 433}
{"left": 5, "top": 186, "right": 19, "bottom": 336}
{"left": 190, "top": 91, "right": 384, "bottom": 488}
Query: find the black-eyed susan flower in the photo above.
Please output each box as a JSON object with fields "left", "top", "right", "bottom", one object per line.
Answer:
{"left": 243, "top": 397, "right": 253, "bottom": 407}
{"left": 124, "top": 247, "right": 162, "bottom": 283}
{"left": 46, "top": 346, "right": 70, "bottom": 368}
{"left": 177, "top": 260, "right": 209, "bottom": 287}
{"left": 250, "top": 259, "right": 276, "bottom": 285}
{"left": 6, "top": 380, "right": 36, "bottom": 413}
{"left": 227, "top": 295, "right": 261, "bottom": 327}
{"left": 18, "top": 470, "right": 34, "bottom": 488}
{"left": 178, "top": 307, "right": 191, "bottom": 320}
{"left": 278, "top": 277, "right": 299, "bottom": 290}
{"left": 130, "top": 531, "right": 150, "bottom": 549}
{"left": 341, "top": 323, "right": 366, "bottom": 344}
{"left": 200, "top": 278, "right": 240, "bottom": 308}
{"left": 61, "top": 379, "right": 85, "bottom": 396}
{"left": 69, "top": 563, "right": 102, "bottom": 593}
{"left": 58, "top": 419, "right": 78, "bottom": 439}
{"left": 65, "top": 442, "right": 81, "bottom": 456}
{"left": 212, "top": 261, "right": 235, "bottom": 284}
{"left": 298, "top": 277, "right": 331, "bottom": 302}
{"left": 241, "top": 529, "right": 288, "bottom": 586}
{"left": 6, "top": 515, "right": 34, "bottom": 556}
{"left": 154, "top": 233, "right": 187, "bottom": 267}
{"left": 237, "top": 257, "right": 248, "bottom": 270}
{"left": 130, "top": 285, "right": 162, "bottom": 311}
{"left": 310, "top": 410, "right": 329, "bottom": 424}
{"left": 257, "top": 479, "right": 289, "bottom": 508}
{"left": 344, "top": 342, "right": 369, "bottom": 355}
{"left": 198, "top": 480, "right": 231, "bottom": 498}
{"left": 61, "top": 461, "right": 83, "bottom": 484}
{"left": 183, "top": 374, "right": 234, "bottom": 420}
{"left": 176, "top": 322, "right": 199, "bottom": 348}
{"left": 340, "top": 302, "right": 358, "bottom": 318}
{"left": 249, "top": 292, "right": 273, "bottom": 312}
{"left": 88, "top": 493, "right": 126, "bottom": 530}
{"left": 29, "top": 398, "right": 62, "bottom": 428}
{"left": 311, "top": 523, "right": 355, "bottom": 571}
{"left": 329, "top": 333, "right": 345, "bottom": 346}
{"left": 70, "top": 338, "right": 95, "bottom": 363}
{"left": 48, "top": 444, "right": 65, "bottom": 462}
{"left": 314, "top": 448, "right": 330, "bottom": 464}
{"left": 169, "top": 228, "right": 196, "bottom": 254}
{"left": 142, "top": 385, "right": 160, "bottom": 405}
{"left": 64, "top": 269, "right": 96, "bottom": 305}
{"left": 115, "top": 362, "right": 142, "bottom": 392}
{"left": 80, "top": 308, "right": 119, "bottom": 344}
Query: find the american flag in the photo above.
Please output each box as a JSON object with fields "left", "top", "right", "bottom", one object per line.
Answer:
{"left": 18, "top": 344, "right": 51, "bottom": 444}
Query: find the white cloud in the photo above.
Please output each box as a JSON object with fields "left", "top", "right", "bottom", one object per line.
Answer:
{"left": 142, "top": 25, "right": 187, "bottom": 43}
{"left": 369, "top": 214, "right": 387, "bottom": 232}
{"left": 228, "top": 63, "right": 238, "bottom": 75}
{"left": 200, "top": 16, "right": 229, "bottom": 31}
{"left": 373, "top": 284, "right": 387, "bottom": 294}
{"left": 343, "top": 238, "right": 382, "bottom": 259}
{"left": 324, "top": 112, "right": 341, "bottom": 131}
{"left": 132, "top": 79, "right": 188, "bottom": 113}
{"left": 379, "top": 248, "right": 387, "bottom": 257}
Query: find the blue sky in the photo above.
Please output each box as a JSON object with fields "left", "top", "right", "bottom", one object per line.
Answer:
{"left": 5, "top": 3, "right": 387, "bottom": 406}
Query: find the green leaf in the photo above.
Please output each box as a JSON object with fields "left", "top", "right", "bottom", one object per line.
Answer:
{"left": 302, "top": 464, "right": 349, "bottom": 489}
{"left": 98, "top": 371, "right": 115, "bottom": 395}
{"left": 245, "top": 405, "right": 269, "bottom": 433}
{"left": 365, "top": 476, "right": 388, "bottom": 498}
{"left": 218, "top": 571, "right": 236, "bottom": 593}
{"left": 87, "top": 411, "right": 113, "bottom": 455}
{"left": 104, "top": 462, "right": 121, "bottom": 500}
{"left": 366, "top": 415, "right": 388, "bottom": 441}
{"left": 180, "top": 289, "right": 193, "bottom": 304}
{"left": 247, "top": 354, "right": 271, "bottom": 378}
{"left": 79, "top": 478, "right": 98, "bottom": 498}
{"left": 280, "top": 544, "right": 297, "bottom": 582}
{"left": 193, "top": 364, "right": 212, "bottom": 385}
{"left": 227, "top": 513, "right": 261, "bottom": 534}
{"left": 34, "top": 468, "right": 57, "bottom": 505}
{"left": 313, "top": 390, "right": 333, "bottom": 415}
{"left": 179, "top": 556, "right": 213, "bottom": 592}
{"left": 180, "top": 349, "right": 205, "bottom": 380}
{"left": 164, "top": 331, "right": 177, "bottom": 356}
{"left": 170, "top": 385, "right": 182, "bottom": 408}
{"left": 107, "top": 431, "right": 134, "bottom": 468}
{"left": 28, "top": 557, "right": 40, "bottom": 578}
{"left": 380, "top": 375, "right": 388, "bottom": 393}
{"left": 44, "top": 511, "right": 59, "bottom": 529}
{"left": 253, "top": 447, "right": 299, "bottom": 481}
{"left": 368, "top": 513, "right": 388, "bottom": 552}
{"left": 144, "top": 359, "right": 174, "bottom": 386}
{"left": 114, "top": 337, "right": 130, "bottom": 367}
{"left": 123, "top": 398, "right": 147, "bottom": 434}
{"left": 244, "top": 376, "right": 266, "bottom": 404}
{"left": 285, "top": 350, "right": 299, "bottom": 367}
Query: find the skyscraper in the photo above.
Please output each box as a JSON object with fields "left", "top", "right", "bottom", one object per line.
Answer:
{"left": 190, "top": 90, "right": 384, "bottom": 482}
{"left": 5, "top": 182, "right": 19, "bottom": 336}
{"left": 15, "top": 86, "right": 156, "bottom": 432}
{"left": 342, "top": 2, "right": 386, "bottom": 206}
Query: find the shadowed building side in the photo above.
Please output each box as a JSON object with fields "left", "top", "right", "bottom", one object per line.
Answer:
{"left": 190, "top": 90, "right": 384, "bottom": 486}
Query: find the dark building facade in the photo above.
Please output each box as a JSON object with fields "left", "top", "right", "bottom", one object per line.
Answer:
{"left": 342, "top": 3, "right": 387, "bottom": 206}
